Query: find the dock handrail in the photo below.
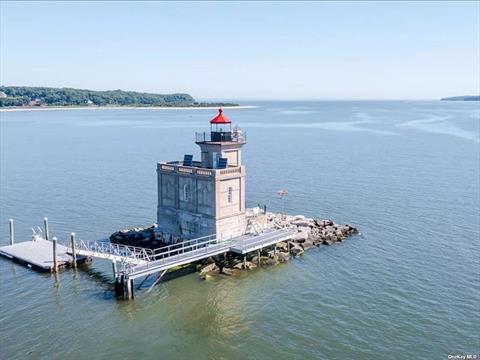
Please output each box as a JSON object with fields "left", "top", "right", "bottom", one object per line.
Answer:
{"left": 151, "top": 234, "right": 217, "bottom": 257}
{"left": 66, "top": 234, "right": 222, "bottom": 265}
{"left": 233, "top": 228, "right": 296, "bottom": 251}
{"left": 71, "top": 239, "right": 154, "bottom": 263}
{"left": 126, "top": 236, "right": 233, "bottom": 277}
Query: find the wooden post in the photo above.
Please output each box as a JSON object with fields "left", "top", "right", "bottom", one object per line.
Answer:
{"left": 44, "top": 217, "right": 49, "bottom": 241}
{"left": 8, "top": 219, "right": 14, "bottom": 245}
{"left": 257, "top": 249, "right": 261, "bottom": 265}
{"left": 243, "top": 255, "right": 247, "bottom": 269}
{"left": 52, "top": 236, "right": 58, "bottom": 273}
{"left": 70, "top": 233, "right": 77, "bottom": 268}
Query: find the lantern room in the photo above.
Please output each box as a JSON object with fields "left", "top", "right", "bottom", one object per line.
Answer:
{"left": 195, "top": 108, "right": 246, "bottom": 144}
{"left": 210, "top": 108, "right": 232, "bottom": 141}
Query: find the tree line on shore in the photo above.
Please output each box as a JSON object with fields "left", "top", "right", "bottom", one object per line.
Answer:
{"left": 0, "top": 86, "right": 238, "bottom": 107}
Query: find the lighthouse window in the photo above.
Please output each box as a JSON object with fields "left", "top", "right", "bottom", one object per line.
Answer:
{"left": 227, "top": 187, "right": 233, "bottom": 204}
{"left": 183, "top": 184, "right": 190, "bottom": 202}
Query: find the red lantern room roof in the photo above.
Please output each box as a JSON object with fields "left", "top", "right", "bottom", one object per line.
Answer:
{"left": 210, "top": 108, "right": 231, "bottom": 124}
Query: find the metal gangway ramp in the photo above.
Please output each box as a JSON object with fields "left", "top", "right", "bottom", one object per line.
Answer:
{"left": 73, "top": 239, "right": 153, "bottom": 265}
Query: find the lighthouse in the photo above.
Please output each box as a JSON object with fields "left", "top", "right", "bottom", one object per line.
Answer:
{"left": 157, "top": 109, "right": 247, "bottom": 241}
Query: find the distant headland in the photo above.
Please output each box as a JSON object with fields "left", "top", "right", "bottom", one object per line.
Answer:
{"left": 0, "top": 86, "right": 239, "bottom": 108}
{"left": 441, "top": 95, "right": 480, "bottom": 101}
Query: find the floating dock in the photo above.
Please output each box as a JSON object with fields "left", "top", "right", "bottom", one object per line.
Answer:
{"left": 0, "top": 239, "right": 75, "bottom": 272}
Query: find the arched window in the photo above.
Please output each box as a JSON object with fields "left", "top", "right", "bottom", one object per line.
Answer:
{"left": 227, "top": 187, "right": 233, "bottom": 204}
{"left": 183, "top": 184, "right": 190, "bottom": 202}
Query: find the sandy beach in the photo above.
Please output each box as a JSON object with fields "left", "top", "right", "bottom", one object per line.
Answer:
{"left": 0, "top": 105, "right": 257, "bottom": 112}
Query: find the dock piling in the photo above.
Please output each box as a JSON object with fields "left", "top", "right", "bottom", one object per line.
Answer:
{"left": 52, "top": 236, "right": 58, "bottom": 273}
{"left": 44, "top": 218, "right": 49, "bottom": 241}
{"left": 70, "top": 233, "right": 77, "bottom": 268}
{"left": 112, "top": 260, "right": 117, "bottom": 280}
{"left": 113, "top": 272, "right": 133, "bottom": 299}
{"left": 114, "top": 275, "right": 124, "bottom": 297}
{"left": 9, "top": 219, "right": 14, "bottom": 245}
{"left": 124, "top": 275, "right": 134, "bottom": 300}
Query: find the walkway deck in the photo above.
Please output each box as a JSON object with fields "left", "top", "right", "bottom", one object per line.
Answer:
{"left": 126, "top": 228, "right": 295, "bottom": 279}
{"left": 229, "top": 229, "right": 294, "bottom": 254}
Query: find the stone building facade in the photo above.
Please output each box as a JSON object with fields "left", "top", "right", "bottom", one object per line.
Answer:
{"left": 157, "top": 109, "right": 247, "bottom": 241}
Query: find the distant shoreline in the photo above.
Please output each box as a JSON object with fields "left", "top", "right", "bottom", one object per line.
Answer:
{"left": 0, "top": 105, "right": 257, "bottom": 112}
{"left": 441, "top": 95, "right": 480, "bottom": 101}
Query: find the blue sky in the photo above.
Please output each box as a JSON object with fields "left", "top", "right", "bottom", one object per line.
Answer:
{"left": 1, "top": 1, "right": 479, "bottom": 100}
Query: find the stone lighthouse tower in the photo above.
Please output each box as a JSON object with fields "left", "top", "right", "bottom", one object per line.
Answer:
{"left": 157, "top": 109, "right": 247, "bottom": 241}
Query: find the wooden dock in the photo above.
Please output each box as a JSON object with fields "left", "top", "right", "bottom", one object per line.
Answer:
{"left": 0, "top": 239, "right": 77, "bottom": 272}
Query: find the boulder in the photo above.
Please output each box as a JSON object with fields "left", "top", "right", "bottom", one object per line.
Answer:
{"left": 229, "top": 258, "right": 243, "bottom": 268}
{"left": 262, "top": 257, "right": 279, "bottom": 266}
{"left": 233, "top": 262, "right": 244, "bottom": 269}
{"left": 297, "top": 226, "right": 312, "bottom": 233}
{"left": 346, "top": 224, "right": 358, "bottom": 234}
{"left": 221, "top": 267, "right": 238, "bottom": 276}
{"left": 301, "top": 239, "right": 315, "bottom": 250}
{"left": 277, "top": 252, "right": 290, "bottom": 263}
{"left": 289, "top": 242, "right": 304, "bottom": 256}
{"left": 244, "top": 261, "right": 257, "bottom": 270}
{"left": 276, "top": 242, "right": 288, "bottom": 251}
{"left": 294, "top": 230, "right": 310, "bottom": 243}
{"left": 291, "top": 220, "right": 313, "bottom": 228}
{"left": 199, "top": 263, "right": 220, "bottom": 279}
{"left": 320, "top": 219, "right": 334, "bottom": 227}
{"left": 325, "top": 226, "right": 336, "bottom": 233}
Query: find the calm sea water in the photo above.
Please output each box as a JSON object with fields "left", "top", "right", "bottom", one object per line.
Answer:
{"left": 0, "top": 101, "right": 479, "bottom": 359}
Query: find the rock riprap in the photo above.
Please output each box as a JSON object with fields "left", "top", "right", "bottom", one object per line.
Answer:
{"left": 198, "top": 213, "right": 358, "bottom": 279}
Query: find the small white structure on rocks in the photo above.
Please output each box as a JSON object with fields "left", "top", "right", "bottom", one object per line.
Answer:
{"left": 157, "top": 109, "right": 247, "bottom": 242}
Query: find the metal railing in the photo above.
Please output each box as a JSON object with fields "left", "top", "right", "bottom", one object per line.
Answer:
{"left": 195, "top": 130, "right": 246, "bottom": 143}
{"left": 126, "top": 235, "right": 233, "bottom": 276}
{"left": 231, "top": 228, "right": 296, "bottom": 252}
{"left": 150, "top": 234, "right": 217, "bottom": 258}
{"left": 73, "top": 239, "right": 154, "bottom": 264}
{"left": 158, "top": 163, "right": 214, "bottom": 177}
{"left": 70, "top": 234, "right": 222, "bottom": 266}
